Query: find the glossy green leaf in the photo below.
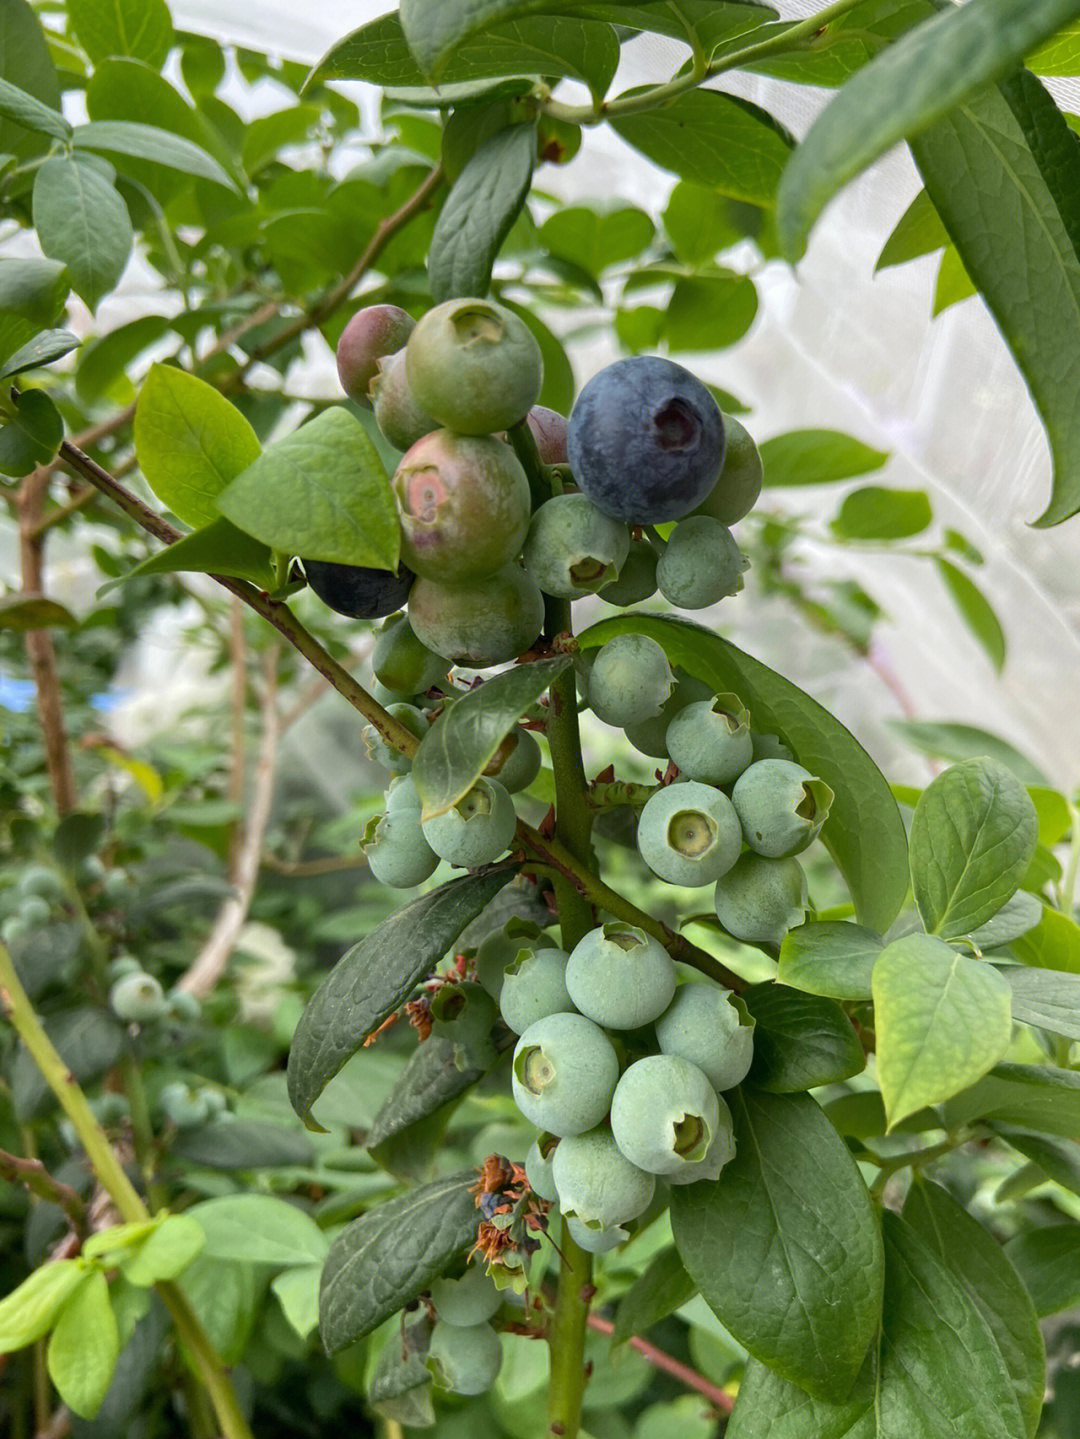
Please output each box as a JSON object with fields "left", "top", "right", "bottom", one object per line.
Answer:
{"left": 287, "top": 869, "right": 515, "bottom": 1129}
{"left": 216, "top": 408, "right": 399, "bottom": 570}
{"left": 992, "top": 1127, "right": 1080, "bottom": 1201}
{"left": 67, "top": 0, "right": 173, "bottom": 69}
{"left": 579, "top": 614, "right": 909, "bottom": 932}
{"left": 934, "top": 558, "right": 1006, "bottom": 670}
{"left": 414, "top": 656, "right": 570, "bottom": 820}
{"left": 0, "top": 0, "right": 60, "bottom": 168}
{"left": 1026, "top": 21, "right": 1080, "bottom": 74}
{"left": 0, "top": 257, "right": 69, "bottom": 368}
{"left": 831, "top": 485, "right": 932, "bottom": 541}
{"left": 968, "top": 890, "right": 1042, "bottom": 949}
{"left": 1011, "top": 904, "right": 1080, "bottom": 972}
{"left": 188, "top": 1195, "right": 329, "bottom": 1267}
{"left": 0, "top": 75, "right": 69, "bottom": 143}
{"left": 0, "top": 329, "right": 79, "bottom": 380}
{"left": 47, "top": 1269, "right": 119, "bottom": 1420}
{"left": 0, "top": 388, "right": 63, "bottom": 477}
{"left": 101, "top": 518, "right": 276, "bottom": 595}
{"left": 875, "top": 187, "right": 948, "bottom": 271}
{"left": 776, "top": 0, "right": 1080, "bottom": 260}
{"left": 944, "top": 1063, "right": 1080, "bottom": 1138}
{"left": 319, "top": 1171, "right": 479, "bottom": 1351}
{"left": 890, "top": 720, "right": 1046, "bottom": 785}
{"left": 932, "top": 244, "right": 978, "bottom": 315}
{"left": 73, "top": 120, "right": 237, "bottom": 190}
{"left": 671, "top": 1086, "right": 883, "bottom": 1401}
{"left": 0, "top": 1260, "right": 86, "bottom": 1350}
{"left": 759, "top": 428, "right": 889, "bottom": 487}
{"left": 612, "top": 1249, "right": 697, "bottom": 1345}
{"left": 32, "top": 157, "right": 131, "bottom": 312}
{"left": 118, "top": 1215, "right": 206, "bottom": 1286}
{"left": 366, "top": 1035, "right": 484, "bottom": 1153}
{"left": 0, "top": 594, "right": 77, "bottom": 632}
{"left": 1005, "top": 1226, "right": 1080, "bottom": 1317}
{"left": 428, "top": 122, "right": 535, "bottom": 302}
{"left": 612, "top": 90, "right": 793, "bottom": 206}
{"left": 909, "top": 757, "right": 1038, "bottom": 937}
{"left": 134, "top": 364, "right": 261, "bottom": 530}
{"left": 742, "top": 983, "right": 865, "bottom": 1091}
{"left": 540, "top": 205, "right": 655, "bottom": 276}
{"left": 663, "top": 183, "right": 743, "bottom": 264}
{"left": 873, "top": 933, "right": 1012, "bottom": 1128}
{"left": 665, "top": 272, "right": 758, "bottom": 353}
{"left": 776, "top": 921, "right": 883, "bottom": 1000}
{"left": 1002, "top": 964, "right": 1080, "bottom": 1037}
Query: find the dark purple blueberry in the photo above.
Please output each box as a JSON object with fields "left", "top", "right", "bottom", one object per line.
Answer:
{"left": 302, "top": 558, "right": 415, "bottom": 618}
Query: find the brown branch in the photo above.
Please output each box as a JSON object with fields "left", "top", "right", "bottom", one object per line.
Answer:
{"left": 228, "top": 598, "right": 247, "bottom": 872}
{"left": 0, "top": 1150, "right": 87, "bottom": 1236}
{"left": 261, "top": 852, "right": 368, "bottom": 877}
{"left": 587, "top": 1313, "right": 734, "bottom": 1414}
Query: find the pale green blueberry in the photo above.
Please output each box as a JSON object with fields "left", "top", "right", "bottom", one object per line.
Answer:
{"left": 525, "top": 1134, "right": 560, "bottom": 1203}
{"left": 636, "top": 782, "right": 742, "bottom": 888}
{"left": 482, "top": 727, "right": 542, "bottom": 794}
{"left": 565, "top": 1216, "right": 630, "bottom": 1253}
{"left": 372, "top": 611, "right": 448, "bottom": 695}
{"left": 363, "top": 702, "right": 429, "bottom": 775}
{"left": 499, "top": 945, "right": 574, "bottom": 1035}
{"left": 17, "top": 864, "right": 66, "bottom": 902}
{"left": 512, "top": 1012, "right": 619, "bottom": 1136}
{"left": 587, "top": 634, "right": 675, "bottom": 728}
{"left": 665, "top": 695, "right": 753, "bottom": 786}
{"left": 385, "top": 773, "right": 422, "bottom": 812}
{"left": 426, "top": 1320, "right": 503, "bottom": 1395}
{"left": 731, "top": 759, "right": 834, "bottom": 859}
{"left": 421, "top": 777, "right": 516, "bottom": 867}
{"left": 523, "top": 493, "right": 630, "bottom": 598}
{"left": 689, "top": 415, "right": 763, "bottom": 527}
{"left": 654, "top": 983, "right": 755, "bottom": 1091}
{"left": 362, "top": 810, "right": 440, "bottom": 888}
{"left": 0, "top": 915, "right": 30, "bottom": 947}
{"left": 159, "top": 1081, "right": 210, "bottom": 1129}
{"left": 18, "top": 895, "right": 51, "bottom": 927}
{"left": 624, "top": 669, "right": 712, "bottom": 758}
{"left": 200, "top": 1088, "right": 227, "bottom": 1117}
{"left": 714, "top": 853, "right": 808, "bottom": 948}
{"left": 106, "top": 955, "right": 143, "bottom": 983}
{"left": 551, "top": 1127, "right": 655, "bottom": 1230}
{"left": 167, "top": 990, "right": 202, "bottom": 1021}
{"left": 750, "top": 731, "right": 794, "bottom": 764}
{"left": 656, "top": 517, "right": 749, "bottom": 609}
{"left": 610, "top": 1055, "right": 721, "bottom": 1177}
{"left": 110, "top": 972, "right": 168, "bottom": 1024}
{"left": 430, "top": 982, "right": 498, "bottom": 1067}
{"left": 666, "top": 1095, "right": 736, "bottom": 1184}
{"left": 599, "top": 539, "right": 659, "bottom": 607}
{"left": 430, "top": 1264, "right": 503, "bottom": 1325}
{"left": 565, "top": 922, "right": 676, "bottom": 1030}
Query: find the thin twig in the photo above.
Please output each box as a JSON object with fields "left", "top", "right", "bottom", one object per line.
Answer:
{"left": 227, "top": 598, "right": 248, "bottom": 872}
{"left": 0, "top": 1151, "right": 87, "bottom": 1236}
{"left": 587, "top": 1313, "right": 734, "bottom": 1414}
{"left": 261, "top": 853, "right": 367, "bottom": 877}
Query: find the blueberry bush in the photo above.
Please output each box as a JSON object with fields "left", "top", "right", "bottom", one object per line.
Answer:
{"left": 3, "top": 1, "right": 1080, "bottom": 1437}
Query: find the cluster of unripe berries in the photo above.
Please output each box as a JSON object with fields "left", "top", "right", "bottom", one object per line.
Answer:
{"left": 307, "top": 296, "right": 764, "bottom": 665}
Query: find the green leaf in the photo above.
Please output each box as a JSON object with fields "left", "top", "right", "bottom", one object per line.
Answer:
{"left": 612, "top": 1249, "right": 697, "bottom": 1345}
{"left": 0, "top": 329, "right": 79, "bottom": 380}
{"left": 31, "top": 157, "right": 131, "bottom": 313}
{"left": 776, "top": 921, "right": 883, "bottom": 1000}
{"left": 909, "top": 757, "right": 1038, "bottom": 937}
{"left": 934, "top": 558, "right": 1005, "bottom": 671}
{"left": 67, "top": 0, "right": 173, "bottom": 69}
{"left": 368, "top": 1037, "right": 485, "bottom": 1180}
{"left": 776, "top": 0, "right": 1080, "bottom": 260}
{"left": 241, "top": 104, "right": 322, "bottom": 176}
{"left": 664, "top": 272, "right": 758, "bottom": 353}
{"left": 73, "top": 120, "right": 237, "bottom": 190}
{"left": 578, "top": 613, "right": 908, "bottom": 933}
{"left": 216, "top": 408, "right": 399, "bottom": 570}
{"left": 0, "top": 0, "right": 60, "bottom": 168}
{"left": 413, "top": 656, "right": 570, "bottom": 820}
{"left": 319, "top": 1171, "right": 480, "bottom": 1352}
{"left": 287, "top": 869, "right": 515, "bottom": 1129}
{"left": 1003, "top": 965, "right": 1080, "bottom": 1037}
{"left": 612, "top": 90, "right": 793, "bottom": 206}
{"left": 663, "top": 182, "right": 744, "bottom": 264}
{"left": 1027, "top": 20, "right": 1080, "bottom": 74}
{"left": 47, "top": 1269, "right": 120, "bottom": 1420}
{"left": 874, "top": 933, "right": 1012, "bottom": 1128}
{"left": 968, "top": 889, "right": 1043, "bottom": 949}
{"left": 100, "top": 518, "right": 276, "bottom": 594}
{"left": 0, "top": 75, "right": 69, "bottom": 143}
{"left": 1011, "top": 904, "right": 1080, "bottom": 972}
{"left": 0, "top": 594, "right": 77, "bottom": 632}
{"left": 831, "top": 485, "right": 932, "bottom": 540}
{"left": 10, "top": 1007, "right": 123, "bottom": 1121}
{"left": 943, "top": 1062, "right": 1080, "bottom": 1138}
{"left": 1005, "top": 1226, "right": 1080, "bottom": 1317}
{"left": 759, "top": 428, "right": 889, "bottom": 487}
{"left": 890, "top": 719, "right": 1046, "bottom": 785}
{"left": 875, "top": 187, "right": 949, "bottom": 270}
{"left": 670, "top": 1086, "right": 883, "bottom": 1401}
{"left": 188, "top": 1195, "right": 329, "bottom": 1267}
{"left": 932, "top": 243, "right": 978, "bottom": 315}
{"left": 75, "top": 315, "right": 168, "bottom": 403}
{"left": 742, "top": 982, "right": 865, "bottom": 1091}
{"left": 428, "top": 122, "right": 536, "bottom": 303}
{"left": 0, "top": 388, "right": 63, "bottom": 477}
{"left": 992, "top": 1126, "right": 1080, "bottom": 1201}
{"left": 822, "top": 1090, "right": 939, "bottom": 1141}
{"left": 540, "top": 204, "right": 655, "bottom": 277}
{"left": 0, "top": 257, "right": 69, "bottom": 369}
{"left": 134, "top": 364, "right": 261, "bottom": 530}
{"left": 178, "top": 1255, "right": 261, "bottom": 1365}
{"left": 370, "top": 1311, "right": 435, "bottom": 1427}
{"left": 170, "top": 1119, "right": 314, "bottom": 1169}
{"left": 271, "top": 1265, "right": 322, "bottom": 1339}
{"left": 118, "top": 1215, "right": 206, "bottom": 1286}
{"left": 0, "top": 1260, "right": 86, "bottom": 1351}
{"left": 912, "top": 69, "right": 1080, "bottom": 527}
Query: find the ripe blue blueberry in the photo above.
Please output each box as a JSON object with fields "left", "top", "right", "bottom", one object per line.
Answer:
{"left": 689, "top": 414, "right": 762, "bottom": 526}
{"left": 302, "top": 558, "right": 415, "bottom": 619}
{"left": 731, "top": 759, "right": 835, "bottom": 858}
{"left": 551, "top": 1127, "right": 656, "bottom": 1231}
{"left": 654, "top": 982, "right": 755, "bottom": 1091}
{"left": 636, "top": 781, "right": 742, "bottom": 888}
{"left": 525, "top": 1134, "right": 560, "bottom": 1202}
{"left": 598, "top": 539, "right": 659, "bottom": 607}
{"left": 567, "top": 356, "right": 726, "bottom": 523}
{"left": 407, "top": 298, "right": 544, "bottom": 435}
{"left": 609, "top": 1055, "right": 721, "bottom": 1176}
{"left": 426, "top": 1320, "right": 503, "bottom": 1395}
{"left": 522, "top": 493, "right": 630, "bottom": 599}
{"left": 565, "top": 922, "right": 676, "bottom": 1030}
{"left": 407, "top": 564, "right": 545, "bottom": 669}
{"left": 362, "top": 810, "right": 440, "bottom": 888}
{"left": 372, "top": 612, "right": 448, "bottom": 695}
{"left": 665, "top": 695, "right": 753, "bottom": 786}
{"left": 420, "top": 777, "right": 516, "bottom": 866}
{"left": 430, "top": 1264, "right": 503, "bottom": 1326}
{"left": 656, "top": 517, "right": 749, "bottom": 610}
{"left": 713, "top": 852, "right": 808, "bottom": 948}
{"left": 511, "top": 1012, "right": 619, "bottom": 1136}
{"left": 586, "top": 634, "right": 675, "bottom": 728}
{"left": 499, "top": 945, "right": 574, "bottom": 1035}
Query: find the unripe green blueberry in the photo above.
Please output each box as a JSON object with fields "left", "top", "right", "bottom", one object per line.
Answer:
{"left": 372, "top": 612, "right": 448, "bottom": 695}
{"left": 426, "top": 1320, "right": 503, "bottom": 1395}
{"left": 107, "top": 955, "right": 144, "bottom": 983}
{"left": 654, "top": 982, "right": 755, "bottom": 1091}
{"left": 17, "top": 864, "right": 66, "bottom": 902}
{"left": 565, "top": 923, "right": 676, "bottom": 1031}
{"left": 666, "top": 1095, "right": 736, "bottom": 1184}
{"left": 1, "top": 915, "right": 30, "bottom": 946}
{"left": 525, "top": 406, "right": 568, "bottom": 464}
{"left": 666, "top": 694, "right": 753, "bottom": 786}
{"left": 625, "top": 669, "right": 712, "bottom": 758}
{"left": 522, "top": 494, "right": 630, "bottom": 599}
{"left": 167, "top": 989, "right": 202, "bottom": 1021}
{"left": 430, "top": 981, "right": 499, "bottom": 1070}
{"left": 587, "top": 634, "right": 675, "bottom": 728}
{"left": 363, "top": 810, "right": 440, "bottom": 888}
{"left": 336, "top": 303, "right": 415, "bottom": 406}
{"left": 18, "top": 895, "right": 52, "bottom": 927}
{"left": 525, "top": 1134, "right": 560, "bottom": 1202}
{"left": 363, "top": 702, "right": 429, "bottom": 775}
{"left": 110, "top": 972, "right": 168, "bottom": 1024}
{"left": 551, "top": 1127, "right": 655, "bottom": 1230}
{"left": 385, "top": 773, "right": 422, "bottom": 812}
{"left": 690, "top": 414, "right": 762, "bottom": 526}
{"left": 370, "top": 347, "right": 438, "bottom": 452}
{"left": 731, "top": 759, "right": 834, "bottom": 858}
{"left": 421, "top": 778, "right": 516, "bottom": 867}
{"left": 78, "top": 856, "right": 106, "bottom": 887}
{"left": 609, "top": 1055, "right": 721, "bottom": 1176}
{"left": 751, "top": 731, "right": 794, "bottom": 764}
{"left": 200, "top": 1088, "right": 228, "bottom": 1117}
{"left": 565, "top": 1216, "right": 630, "bottom": 1253}
{"left": 159, "top": 1081, "right": 211, "bottom": 1128}
{"left": 407, "top": 298, "right": 544, "bottom": 435}
{"left": 636, "top": 782, "right": 742, "bottom": 888}
{"left": 499, "top": 945, "right": 573, "bottom": 1035}
{"left": 475, "top": 922, "right": 554, "bottom": 999}
{"left": 512, "top": 1012, "right": 619, "bottom": 1136}
{"left": 430, "top": 1264, "right": 503, "bottom": 1325}
{"left": 482, "top": 727, "right": 541, "bottom": 794}
{"left": 656, "top": 517, "right": 749, "bottom": 609}
{"left": 90, "top": 1093, "right": 129, "bottom": 1126}
{"left": 599, "top": 539, "right": 659, "bottom": 607}
{"left": 407, "top": 565, "right": 545, "bottom": 669}
{"left": 713, "top": 852, "right": 808, "bottom": 948}
{"left": 393, "top": 431, "right": 531, "bottom": 584}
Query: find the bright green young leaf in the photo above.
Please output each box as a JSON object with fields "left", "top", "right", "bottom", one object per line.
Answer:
{"left": 742, "top": 983, "right": 865, "bottom": 1091}
{"left": 1011, "top": 904, "right": 1080, "bottom": 972}
{"left": 873, "top": 933, "right": 1012, "bottom": 1128}
{"left": 73, "top": 120, "right": 237, "bottom": 190}
{"left": 0, "top": 75, "right": 70, "bottom": 143}
{"left": 271, "top": 1265, "right": 322, "bottom": 1339}
{"left": 1005, "top": 1227, "right": 1080, "bottom": 1318}
{"left": 540, "top": 205, "right": 655, "bottom": 277}
{"left": 319, "top": 1171, "right": 479, "bottom": 1351}
{"left": 759, "top": 428, "right": 889, "bottom": 487}
{"left": 287, "top": 869, "right": 515, "bottom": 1129}
{"left": 0, "top": 0, "right": 60, "bottom": 167}
{"left": 0, "top": 594, "right": 77, "bottom": 631}
{"left": 47, "top": 1269, "right": 120, "bottom": 1420}
{"left": 135, "top": 365, "right": 261, "bottom": 530}
{"left": 0, "top": 388, "right": 63, "bottom": 477}
{"left": 428, "top": 122, "right": 536, "bottom": 303}
{"left": 615, "top": 304, "right": 666, "bottom": 354}
{"left": 188, "top": 1195, "right": 328, "bottom": 1268}
{"left": 776, "top": 920, "right": 883, "bottom": 999}
{"left": 0, "top": 328, "right": 79, "bottom": 380}
{"left": 0, "top": 1260, "right": 86, "bottom": 1351}
{"left": 1003, "top": 965, "right": 1080, "bottom": 1038}
{"left": 932, "top": 244, "right": 978, "bottom": 315}
{"left": 413, "top": 655, "right": 570, "bottom": 820}
{"left": 967, "top": 889, "right": 1042, "bottom": 949}
{"left": 32, "top": 157, "right": 132, "bottom": 312}
{"left": 216, "top": 408, "right": 398, "bottom": 569}
{"left": 67, "top": 0, "right": 174, "bottom": 69}
{"left": 831, "top": 485, "right": 932, "bottom": 541}
{"left": 118, "top": 1215, "right": 206, "bottom": 1286}
{"left": 612, "top": 1249, "right": 697, "bottom": 1345}
{"left": 579, "top": 614, "right": 909, "bottom": 932}
{"left": 665, "top": 272, "right": 758, "bottom": 353}
{"left": 1026, "top": 20, "right": 1080, "bottom": 74}
{"left": 101, "top": 518, "right": 276, "bottom": 595}
{"left": 909, "top": 757, "right": 1038, "bottom": 937}
{"left": 875, "top": 187, "right": 948, "bottom": 271}
{"left": 1027, "top": 785, "right": 1072, "bottom": 846}
{"left": 776, "top": 0, "right": 1080, "bottom": 260}
{"left": 82, "top": 1220, "right": 160, "bottom": 1261}
{"left": 671, "top": 1087, "right": 883, "bottom": 1400}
